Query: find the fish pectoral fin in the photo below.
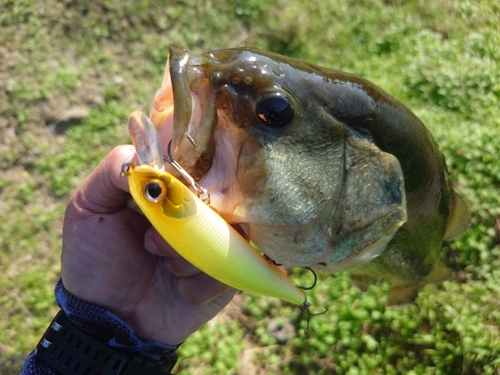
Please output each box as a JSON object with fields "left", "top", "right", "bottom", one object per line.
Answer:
{"left": 443, "top": 192, "right": 471, "bottom": 241}
{"left": 386, "top": 283, "right": 420, "bottom": 306}
{"left": 349, "top": 274, "right": 380, "bottom": 292}
{"left": 386, "top": 264, "right": 451, "bottom": 306}
{"left": 421, "top": 263, "right": 452, "bottom": 284}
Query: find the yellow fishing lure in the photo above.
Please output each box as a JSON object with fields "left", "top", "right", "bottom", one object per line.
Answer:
{"left": 123, "top": 162, "right": 307, "bottom": 306}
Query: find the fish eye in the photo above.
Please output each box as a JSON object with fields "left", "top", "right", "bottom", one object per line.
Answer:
{"left": 255, "top": 92, "right": 294, "bottom": 128}
{"left": 144, "top": 181, "right": 164, "bottom": 203}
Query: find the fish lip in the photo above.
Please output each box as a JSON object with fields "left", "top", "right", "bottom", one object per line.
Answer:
{"left": 169, "top": 46, "right": 196, "bottom": 128}
{"left": 168, "top": 45, "right": 216, "bottom": 180}
{"left": 168, "top": 45, "right": 193, "bottom": 158}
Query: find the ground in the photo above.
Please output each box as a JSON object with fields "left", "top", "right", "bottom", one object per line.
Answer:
{"left": 1, "top": 1, "right": 499, "bottom": 374}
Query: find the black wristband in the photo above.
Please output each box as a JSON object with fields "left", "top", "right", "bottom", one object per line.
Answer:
{"left": 35, "top": 311, "right": 177, "bottom": 375}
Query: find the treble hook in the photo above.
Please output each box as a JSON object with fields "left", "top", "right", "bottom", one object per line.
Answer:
{"left": 294, "top": 267, "right": 327, "bottom": 334}
{"left": 164, "top": 140, "right": 211, "bottom": 204}
{"left": 120, "top": 161, "right": 134, "bottom": 178}
{"left": 301, "top": 299, "right": 329, "bottom": 335}
{"left": 296, "top": 267, "right": 318, "bottom": 291}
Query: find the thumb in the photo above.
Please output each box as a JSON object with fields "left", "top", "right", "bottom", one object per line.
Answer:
{"left": 70, "top": 145, "right": 136, "bottom": 214}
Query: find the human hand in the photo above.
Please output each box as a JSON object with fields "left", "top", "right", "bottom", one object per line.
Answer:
{"left": 61, "top": 145, "right": 236, "bottom": 345}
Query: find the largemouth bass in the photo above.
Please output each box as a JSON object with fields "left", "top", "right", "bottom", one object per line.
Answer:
{"left": 149, "top": 45, "right": 470, "bottom": 304}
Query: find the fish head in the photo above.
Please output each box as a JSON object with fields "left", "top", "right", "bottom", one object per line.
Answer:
{"left": 150, "top": 45, "right": 407, "bottom": 271}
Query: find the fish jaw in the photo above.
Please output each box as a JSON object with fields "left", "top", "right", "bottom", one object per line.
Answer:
{"left": 152, "top": 46, "right": 285, "bottom": 220}
{"left": 149, "top": 59, "right": 174, "bottom": 146}
{"left": 149, "top": 45, "right": 218, "bottom": 181}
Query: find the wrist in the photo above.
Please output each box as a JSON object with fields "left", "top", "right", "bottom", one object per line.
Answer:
{"left": 36, "top": 310, "right": 177, "bottom": 375}
{"left": 22, "top": 279, "right": 179, "bottom": 375}
{"left": 55, "top": 278, "right": 179, "bottom": 360}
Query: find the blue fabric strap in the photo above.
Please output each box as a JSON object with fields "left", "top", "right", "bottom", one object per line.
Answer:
{"left": 21, "top": 278, "right": 178, "bottom": 374}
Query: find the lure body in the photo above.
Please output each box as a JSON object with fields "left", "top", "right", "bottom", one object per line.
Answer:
{"left": 126, "top": 163, "right": 306, "bottom": 306}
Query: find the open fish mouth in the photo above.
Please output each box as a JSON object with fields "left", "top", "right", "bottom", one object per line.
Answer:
{"left": 149, "top": 45, "right": 252, "bottom": 238}
{"left": 150, "top": 45, "right": 217, "bottom": 181}
{"left": 149, "top": 45, "right": 258, "bottom": 222}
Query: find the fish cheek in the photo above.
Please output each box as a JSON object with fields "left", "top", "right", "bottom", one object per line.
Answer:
{"left": 325, "top": 135, "right": 407, "bottom": 266}
{"left": 232, "top": 116, "right": 349, "bottom": 265}
{"left": 235, "top": 137, "right": 270, "bottom": 199}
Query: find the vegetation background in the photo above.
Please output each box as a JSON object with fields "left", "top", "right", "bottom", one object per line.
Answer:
{"left": 0, "top": 0, "right": 499, "bottom": 374}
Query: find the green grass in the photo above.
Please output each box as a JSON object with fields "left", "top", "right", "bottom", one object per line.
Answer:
{"left": 1, "top": 0, "right": 499, "bottom": 374}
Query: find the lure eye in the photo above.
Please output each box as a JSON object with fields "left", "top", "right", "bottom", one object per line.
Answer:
{"left": 144, "top": 181, "right": 164, "bottom": 203}
{"left": 255, "top": 92, "right": 294, "bottom": 128}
